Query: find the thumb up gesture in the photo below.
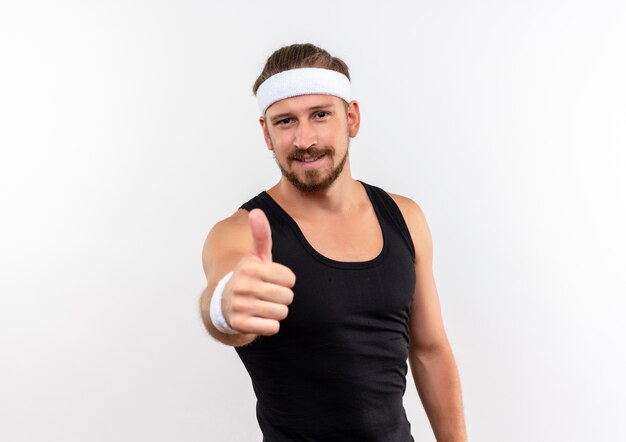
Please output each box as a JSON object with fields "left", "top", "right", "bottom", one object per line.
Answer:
{"left": 221, "top": 209, "right": 296, "bottom": 336}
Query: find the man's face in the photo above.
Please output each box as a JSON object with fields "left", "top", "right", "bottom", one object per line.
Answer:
{"left": 260, "top": 94, "right": 360, "bottom": 192}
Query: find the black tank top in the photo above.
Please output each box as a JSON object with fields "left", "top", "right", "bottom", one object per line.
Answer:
{"left": 236, "top": 181, "right": 416, "bottom": 442}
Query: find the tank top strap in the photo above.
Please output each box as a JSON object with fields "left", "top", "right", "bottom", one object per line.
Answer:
{"left": 239, "top": 192, "right": 265, "bottom": 212}
{"left": 239, "top": 192, "right": 286, "bottom": 227}
{"left": 359, "top": 181, "right": 416, "bottom": 262}
{"left": 240, "top": 183, "right": 416, "bottom": 264}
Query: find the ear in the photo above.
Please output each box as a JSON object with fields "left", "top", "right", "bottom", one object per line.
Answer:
{"left": 346, "top": 100, "right": 361, "bottom": 138}
{"left": 259, "top": 116, "right": 274, "bottom": 151}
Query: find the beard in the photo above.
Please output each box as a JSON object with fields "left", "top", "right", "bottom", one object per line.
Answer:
{"left": 275, "top": 141, "right": 349, "bottom": 193}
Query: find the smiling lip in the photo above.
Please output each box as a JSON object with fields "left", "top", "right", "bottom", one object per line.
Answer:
{"left": 293, "top": 154, "right": 326, "bottom": 167}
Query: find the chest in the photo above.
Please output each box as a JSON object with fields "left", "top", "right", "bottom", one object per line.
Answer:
{"left": 271, "top": 237, "right": 416, "bottom": 336}
{"left": 294, "top": 208, "right": 383, "bottom": 262}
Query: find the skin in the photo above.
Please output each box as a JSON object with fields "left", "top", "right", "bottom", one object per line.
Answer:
{"left": 199, "top": 94, "right": 467, "bottom": 441}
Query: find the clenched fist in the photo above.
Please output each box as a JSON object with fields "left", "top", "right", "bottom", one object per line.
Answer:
{"left": 221, "top": 208, "right": 296, "bottom": 336}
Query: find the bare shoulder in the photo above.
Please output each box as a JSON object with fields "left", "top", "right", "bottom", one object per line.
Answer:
{"left": 202, "top": 209, "right": 252, "bottom": 280}
{"left": 388, "top": 192, "right": 433, "bottom": 263}
{"left": 388, "top": 193, "right": 428, "bottom": 231}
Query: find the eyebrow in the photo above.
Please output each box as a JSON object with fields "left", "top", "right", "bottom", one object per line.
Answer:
{"left": 269, "top": 104, "right": 335, "bottom": 124}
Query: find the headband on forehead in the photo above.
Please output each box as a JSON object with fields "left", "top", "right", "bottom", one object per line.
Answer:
{"left": 256, "top": 67, "right": 352, "bottom": 115}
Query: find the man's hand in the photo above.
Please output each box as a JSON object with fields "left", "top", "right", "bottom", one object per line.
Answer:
{"left": 221, "top": 208, "right": 296, "bottom": 336}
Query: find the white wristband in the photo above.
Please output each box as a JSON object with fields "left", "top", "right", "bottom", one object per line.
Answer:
{"left": 209, "top": 271, "right": 238, "bottom": 335}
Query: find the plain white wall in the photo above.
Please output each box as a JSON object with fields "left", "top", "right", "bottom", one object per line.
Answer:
{"left": 1, "top": 1, "right": 625, "bottom": 441}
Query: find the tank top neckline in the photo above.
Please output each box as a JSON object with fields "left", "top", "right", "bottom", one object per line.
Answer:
{"left": 258, "top": 180, "right": 389, "bottom": 270}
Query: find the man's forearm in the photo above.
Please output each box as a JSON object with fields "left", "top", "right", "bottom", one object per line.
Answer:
{"left": 409, "top": 344, "right": 467, "bottom": 441}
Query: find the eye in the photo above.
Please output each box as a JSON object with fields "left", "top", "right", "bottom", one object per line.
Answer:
{"left": 315, "top": 111, "right": 329, "bottom": 119}
{"left": 276, "top": 118, "right": 292, "bottom": 126}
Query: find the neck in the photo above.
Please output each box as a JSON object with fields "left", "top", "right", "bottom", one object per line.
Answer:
{"left": 268, "top": 160, "right": 361, "bottom": 214}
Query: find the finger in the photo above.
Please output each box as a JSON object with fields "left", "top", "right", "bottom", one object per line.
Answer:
{"left": 255, "top": 262, "right": 296, "bottom": 288}
{"left": 230, "top": 315, "right": 281, "bottom": 336}
{"left": 254, "top": 283, "right": 294, "bottom": 306}
{"left": 248, "top": 208, "right": 272, "bottom": 262}
{"left": 231, "top": 297, "right": 290, "bottom": 320}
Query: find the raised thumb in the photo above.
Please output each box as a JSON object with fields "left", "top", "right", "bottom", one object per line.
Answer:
{"left": 248, "top": 208, "right": 272, "bottom": 262}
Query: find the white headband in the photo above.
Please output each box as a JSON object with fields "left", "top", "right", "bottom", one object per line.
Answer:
{"left": 256, "top": 67, "right": 352, "bottom": 115}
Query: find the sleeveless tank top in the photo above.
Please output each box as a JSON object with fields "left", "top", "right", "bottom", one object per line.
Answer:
{"left": 236, "top": 181, "right": 417, "bottom": 442}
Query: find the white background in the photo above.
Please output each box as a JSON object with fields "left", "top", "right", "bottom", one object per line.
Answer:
{"left": 1, "top": 1, "right": 625, "bottom": 441}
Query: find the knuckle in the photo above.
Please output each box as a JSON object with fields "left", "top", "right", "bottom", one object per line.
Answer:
{"left": 239, "top": 262, "right": 258, "bottom": 278}
{"left": 231, "top": 279, "right": 253, "bottom": 296}
{"left": 260, "top": 303, "right": 274, "bottom": 319}
{"left": 228, "top": 278, "right": 244, "bottom": 293}
{"left": 228, "top": 314, "right": 244, "bottom": 331}
{"left": 230, "top": 298, "right": 247, "bottom": 313}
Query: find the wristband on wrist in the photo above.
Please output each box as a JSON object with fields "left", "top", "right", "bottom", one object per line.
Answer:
{"left": 209, "top": 271, "right": 238, "bottom": 335}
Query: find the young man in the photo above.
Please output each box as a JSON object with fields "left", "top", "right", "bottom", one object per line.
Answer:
{"left": 200, "top": 43, "right": 467, "bottom": 441}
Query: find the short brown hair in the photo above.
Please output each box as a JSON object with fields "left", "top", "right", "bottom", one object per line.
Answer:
{"left": 252, "top": 43, "right": 350, "bottom": 95}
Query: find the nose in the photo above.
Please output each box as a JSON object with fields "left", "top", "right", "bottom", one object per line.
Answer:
{"left": 294, "top": 119, "right": 317, "bottom": 150}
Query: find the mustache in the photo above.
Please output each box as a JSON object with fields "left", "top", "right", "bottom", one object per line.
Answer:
{"left": 288, "top": 147, "right": 333, "bottom": 161}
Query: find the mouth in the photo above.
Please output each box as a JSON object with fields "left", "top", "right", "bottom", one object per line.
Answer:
{"left": 293, "top": 154, "right": 326, "bottom": 166}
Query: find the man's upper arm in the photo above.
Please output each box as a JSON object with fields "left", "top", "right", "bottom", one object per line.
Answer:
{"left": 202, "top": 209, "right": 252, "bottom": 288}
{"left": 390, "top": 194, "right": 449, "bottom": 353}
